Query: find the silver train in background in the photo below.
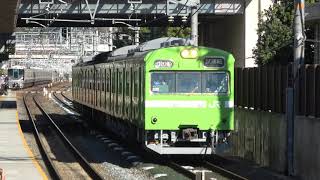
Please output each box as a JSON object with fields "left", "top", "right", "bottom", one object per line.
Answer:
{"left": 7, "top": 66, "right": 57, "bottom": 89}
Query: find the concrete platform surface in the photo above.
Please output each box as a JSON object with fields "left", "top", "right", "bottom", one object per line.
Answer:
{"left": 0, "top": 91, "right": 47, "bottom": 180}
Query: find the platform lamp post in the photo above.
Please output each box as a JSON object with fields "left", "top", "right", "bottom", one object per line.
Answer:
{"left": 287, "top": 0, "right": 305, "bottom": 176}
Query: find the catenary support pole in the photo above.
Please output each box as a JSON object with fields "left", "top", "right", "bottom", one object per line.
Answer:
{"left": 134, "top": 27, "right": 140, "bottom": 45}
{"left": 287, "top": 0, "right": 305, "bottom": 176}
{"left": 191, "top": 6, "right": 198, "bottom": 46}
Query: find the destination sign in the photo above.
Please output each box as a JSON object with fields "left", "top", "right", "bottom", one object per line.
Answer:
{"left": 204, "top": 57, "right": 225, "bottom": 67}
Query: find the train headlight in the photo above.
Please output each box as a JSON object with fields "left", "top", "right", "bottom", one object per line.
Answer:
{"left": 181, "top": 49, "right": 198, "bottom": 59}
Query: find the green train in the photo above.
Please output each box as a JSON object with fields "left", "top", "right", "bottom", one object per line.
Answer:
{"left": 72, "top": 38, "right": 235, "bottom": 154}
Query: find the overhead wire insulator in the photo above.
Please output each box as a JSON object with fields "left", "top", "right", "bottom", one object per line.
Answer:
{"left": 168, "top": 16, "right": 174, "bottom": 23}
{"left": 182, "top": 16, "right": 187, "bottom": 23}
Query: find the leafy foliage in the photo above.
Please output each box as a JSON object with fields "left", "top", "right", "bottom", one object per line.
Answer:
{"left": 165, "top": 27, "right": 191, "bottom": 38}
{"left": 253, "top": 1, "right": 294, "bottom": 65}
{"left": 253, "top": 0, "right": 317, "bottom": 65}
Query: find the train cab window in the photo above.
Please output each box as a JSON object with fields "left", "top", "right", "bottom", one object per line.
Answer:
{"left": 176, "top": 72, "right": 201, "bottom": 93}
{"left": 8, "top": 69, "right": 24, "bottom": 79}
{"left": 151, "top": 73, "right": 175, "bottom": 93}
{"left": 202, "top": 72, "right": 228, "bottom": 93}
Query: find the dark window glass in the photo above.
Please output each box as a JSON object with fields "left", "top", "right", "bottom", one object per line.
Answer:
{"left": 150, "top": 71, "right": 229, "bottom": 94}
{"left": 151, "top": 73, "right": 175, "bottom": 93}
{"left": 202, "top": 72, "right": 228, "bottom": 93}
{"left": 8, "top": 69, "right": 13, "bottom": 76}
{"left": 176, "top": 72, "right": 201, "bottom": 93}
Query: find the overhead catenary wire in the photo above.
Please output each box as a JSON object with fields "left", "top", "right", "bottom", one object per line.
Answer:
{"left": 138, "top": 0, "right": 191, "bottom": 27}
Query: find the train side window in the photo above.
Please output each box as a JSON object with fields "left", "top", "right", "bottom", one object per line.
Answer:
{"left": 86, "top": 71, "right": 89, "bottom": 89}
{"left": 89, "top": 70, "right": 91, "bottom": 89}
{"left": 86, "top": 70, "right": 88, "bottom": 89}
{"left": 126, "top": 70, "right": 130, "bottom": 96}
{"left": 108, "top": 68, "right": 111, "bottom": 92}
{"left": 119, "top": 70, "right": 122, "bottom": 94}
{"left": 112, "top": 69, "right": 115, "bottom": 93}
{"left": 106, "top": 69, "right": 109, "bottom": 92}
{"left": 97, "top": 70, "right": 100, "bottom": 91}
{"left": 134, "top": 70, "right": 138, "bottom": 97}
{"left": 84, "top": 71, "right": 86, "bottom": 88}
{"left": 104, "top": 69, "right": 107, "bottom": 92}
{"left": 80, "top": 71, "right": 83, "bottom": 88}
{"left": 101, "top": 69, "right": 104, "bottom": 91}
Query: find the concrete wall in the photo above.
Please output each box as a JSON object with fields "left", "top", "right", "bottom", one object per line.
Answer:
{"left": 229, "top": 108, "right": 320, "bottom": 180}
{"left": 199, "top": 0, "right": 274, "bottom": 67}
{"left": 199, "top": 15, "right": 245, "bottom": 67}
{"left": 229, "top": 108, "right": 287, "bottom": 172}
{"left": 294, "top": 116, "right": 320, "bottom": 180}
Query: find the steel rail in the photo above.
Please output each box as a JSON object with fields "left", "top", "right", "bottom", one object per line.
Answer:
{"left": 23, "top": 94, "right": 61, "bottom": 180}
{"left": 204, "top": 161, "right": 248, "bottom": 180}
{"left": 52, "top": 92, "right": 76, "bottom": 111}
{"left": 32, "top": 96, "right": 104, "bottom": 180}
{"left": 168, "top": 161, "right": 199, "bottom": 180}
{"left": 60, "top": 91, "right": 73, "bottom": 104}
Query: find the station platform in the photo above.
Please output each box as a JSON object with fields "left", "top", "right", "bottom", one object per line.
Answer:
{"left": 0, "top": 91, "right": 46, "bottom": 180}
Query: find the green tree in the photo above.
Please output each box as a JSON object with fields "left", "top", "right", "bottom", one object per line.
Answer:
{"left": 165, "top": 27, "right": 191, "bottom": 38}
{"left": 253, "top": 0, "right": 317, "bottom": 65}
{"left": 253, "top": 1, "right": 294, "bottom": 65}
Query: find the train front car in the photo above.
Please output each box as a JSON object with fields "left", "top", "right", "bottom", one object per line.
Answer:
{"left": 8, "top": 66, "right": 25, "bottom": 89}
{"left": 144, "top": 46, "right": 235, "bottom": 154}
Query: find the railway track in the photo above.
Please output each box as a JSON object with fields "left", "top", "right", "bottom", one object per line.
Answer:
{"left": 169, "top": 159, "right": 248, "bottom": 180}
{"left": 61, "top": 91, "right": 73, "bottom": 103}
{"left": 23, "top": 93, "right": 104, "bottom": 180}
{"left": 51, "top": 90, "right": 248, "bottom": 180}
{"left": 52, "top": 92, "right": 76, "bottom": 111}
{"left": 23, "top": 95, "right": 61, "bottom": 179}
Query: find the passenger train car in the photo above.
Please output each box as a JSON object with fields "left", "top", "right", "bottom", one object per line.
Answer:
{"left": 8, "top": 66, "right": 53, "bottom": 89}
{"left": 72, "top": 38, "right": 235, "bottom": 154}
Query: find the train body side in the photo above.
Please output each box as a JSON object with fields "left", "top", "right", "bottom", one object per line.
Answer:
{"left": 72, "top": 57, "right": 145, "bottom": 126}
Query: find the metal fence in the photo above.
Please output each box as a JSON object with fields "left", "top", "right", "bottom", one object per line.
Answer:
{"left": 235, "top": 65, "right": 320, "bottom": 117}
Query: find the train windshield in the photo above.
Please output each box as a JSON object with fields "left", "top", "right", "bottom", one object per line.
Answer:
{"left": 202, "top": 72, "right": 228, "bottom": 93}
{"left": 151, "top": 71, "right": 228, "bottom": 94}
{"left": 8, "top": 69, "right": 24, "bottom": 79}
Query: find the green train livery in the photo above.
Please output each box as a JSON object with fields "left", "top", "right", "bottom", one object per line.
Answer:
{"left": 72, "top": 38, "right": 235, "bottom": 154}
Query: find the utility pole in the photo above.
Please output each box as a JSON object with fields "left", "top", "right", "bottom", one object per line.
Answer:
{"left": 191, "top": 6, "right": 198, "bottom": 46}
{"left": 287, "top": 0, "right": 305, "bottom": 176}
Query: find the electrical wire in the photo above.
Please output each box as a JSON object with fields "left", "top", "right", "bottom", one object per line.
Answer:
{"left": 137, "top": 0, "right": 191, "bottom": 51}
{"left": 138, "top": 0, "right": 190, "bottom": 27}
